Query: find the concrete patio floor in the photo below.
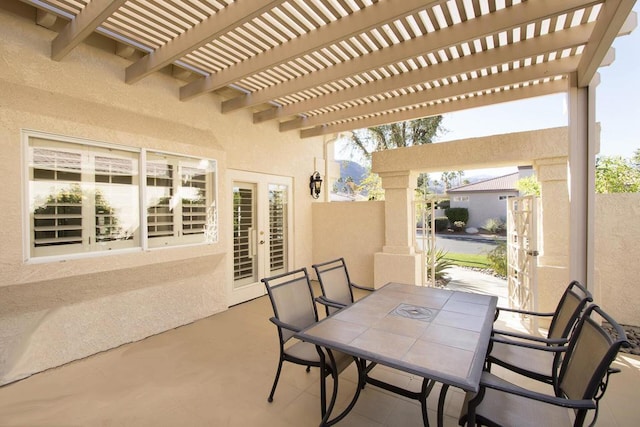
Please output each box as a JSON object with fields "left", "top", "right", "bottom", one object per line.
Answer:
{"left": 0, "top": 276, "right": 638, "bottom": 426}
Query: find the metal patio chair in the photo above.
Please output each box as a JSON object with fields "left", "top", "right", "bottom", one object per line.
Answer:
{"left": 460, "top": 304, "right": 629, "bottom": 427}
{"left": 312, "top": 257, "right": 372, "bottom": 316}
{"left": 487, "top": 281, "right": 593, "bottom": 390}
{"left": 262, "top": 267, "right": 359, "bottom": 422}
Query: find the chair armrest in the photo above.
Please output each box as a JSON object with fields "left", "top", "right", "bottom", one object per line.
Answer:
{"left": 492, "top": 328, "right": 569, "bottom": 346}
{"left": 269, "top": 316, "right": 302, "bottom": 333}
{"left": 490, "top": 335, "right": 567, "bottom": 353}
{"left": 315, "top": 296, "right": 347, "bottom": 310}
{"left": 479, "top": 372, "right": 597, "bottom": 410}
{"left": 350, "top": 282, "right": 373, "bottom": 292}
{"left": 495, "top": 306, "right": 555, "bottom": 317}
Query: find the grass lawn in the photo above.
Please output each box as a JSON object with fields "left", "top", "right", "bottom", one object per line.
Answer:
{"left": 443, "top": 252, "right": 491, "bottom": 269}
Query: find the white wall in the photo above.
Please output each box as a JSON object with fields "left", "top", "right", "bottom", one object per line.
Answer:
{"left": 451, "top": 191, "right": 517, "bottom": 229}
{"left": 0, "top": 6, "right": 323, "bottom": 385}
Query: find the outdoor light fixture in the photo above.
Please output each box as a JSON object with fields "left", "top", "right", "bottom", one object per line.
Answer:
{"left": 309, "top": 171, "right": 323, "bottom": 199}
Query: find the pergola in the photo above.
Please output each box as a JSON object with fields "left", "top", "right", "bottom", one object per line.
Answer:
{"left": 22, "top": 0, "right": 637, "bottom": 286}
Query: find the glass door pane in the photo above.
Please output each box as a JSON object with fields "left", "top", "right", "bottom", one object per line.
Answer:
{"left": 233, "top": 183, "right": 257, "bottom": 288}
{"left": 268, "top": 184, "right": 288, "bottom": 275}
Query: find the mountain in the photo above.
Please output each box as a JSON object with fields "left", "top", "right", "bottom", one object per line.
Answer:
{"left": 339, "top": 160, "right": 367, "bottom": 184}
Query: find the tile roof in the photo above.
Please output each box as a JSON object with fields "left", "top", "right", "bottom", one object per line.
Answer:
{"left": 447, "top": 172, "right": 520, "bottom": 193}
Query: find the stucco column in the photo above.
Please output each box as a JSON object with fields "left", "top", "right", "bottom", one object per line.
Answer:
{"left": 373, "top": 171, "right": 422, "bottom": 288}
{"left": 534, "top": 157, "right": 571, "bottom": 314}
{"left": 567, "top": 73, "right": 599, "bottom": 292}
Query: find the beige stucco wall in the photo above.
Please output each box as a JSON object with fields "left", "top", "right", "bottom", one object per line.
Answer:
{"left": 312, "top": 201, "right": 385, "bottom": 287}
{"left": 0, "top": 7, "right": 323, "bottom": 385}
{"left": 372, "top": 127, "right": 569, "bottom": 174}
{"left": 371, "top": 127, "right": 576, "bottom": 303}
{"left": 595, "top": 193, "right": 640, "bottom": 326}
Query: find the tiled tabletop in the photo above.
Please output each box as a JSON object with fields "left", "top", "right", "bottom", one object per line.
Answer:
{"left": 297, "top": 282, "right": 497, "bottom": 392}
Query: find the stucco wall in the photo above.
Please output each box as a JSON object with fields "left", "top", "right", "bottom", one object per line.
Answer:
{"left": 450, "top": 191, "right": 516, "bottom": 229}
{"left": 0, "top": 7, "right": 323, "bottom": 385}
{"left": 595, "top": 193, "right": 640, "bottom": 326}
{"left": 312, "top": 201, "right": 385, "bottom": 287}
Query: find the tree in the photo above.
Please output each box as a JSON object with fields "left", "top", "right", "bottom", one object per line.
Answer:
{"left": 341, "top": 117, "right": 445, "bottom": 201}
{"left": 345, "top": 116, "right": 444, "bottom": 161}
{"left": 516, "top": 175, "right": 541, "bottom": 196}
{"left": 415, "top": 173, "right": 432, "bottom": 200}
{"left": 439, "top": 171, "right": 458, "bottom": 191}
{"left": 357, "top": 169, "right": 384, "bottom": 200}
{"left": 595, "top": 154, "right": 640, "bottom": 193}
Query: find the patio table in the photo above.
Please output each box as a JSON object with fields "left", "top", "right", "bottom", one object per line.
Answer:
{"left": 296, "top": 282, "right": 497, "bottom": 427}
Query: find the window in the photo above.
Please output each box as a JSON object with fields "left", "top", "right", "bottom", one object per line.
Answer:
{"left": 28, "top": 138, "right": 140, "bottom": 258}
{"left": 452, "top": 195, "right": 469, "bottom": 202}
{"left": 146, "top": 152, "right": 217, "bottom": 248}
{"left": 25, "top": 132, "right": 218, "bottom": 261}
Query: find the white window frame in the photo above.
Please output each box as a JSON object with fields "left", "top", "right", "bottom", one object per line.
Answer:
{"left": 22, "top": 130, "right": 218, "bottom": 263}
{"left": 145, "top": 151, "right": 218, "bottom": 249}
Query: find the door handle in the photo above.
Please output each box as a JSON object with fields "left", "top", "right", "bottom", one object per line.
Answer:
{"left": 259, "top": 240, "right": 265, "bottom": 245}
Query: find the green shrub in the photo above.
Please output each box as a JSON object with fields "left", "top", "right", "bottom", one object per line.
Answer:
{"left": 483, "top": 217, "right": 506, "bottom": 234}
{"left": 486, "top": 242, "right": 507, "bottom": 277}
{"left": 434, "top": 217, "right": 449, "bottom": 232}
{"left": 437, "top": 200, "right": 450, "bottom": 209}
{"left": 445, "top": 207, "right": 469, "bottom": 224}
{"left": 426, "top": 247, "right": 455, "bottom": 281}
{"left": 453, "top": 220, "right": 466, "bottom": 231}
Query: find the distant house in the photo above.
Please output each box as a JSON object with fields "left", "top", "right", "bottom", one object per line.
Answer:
{"left": 447, "top": 167, "right": 534, "bottom": 229}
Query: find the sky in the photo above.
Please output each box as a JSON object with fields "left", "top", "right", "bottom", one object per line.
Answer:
{"left": 336, "top": 5, "right": 639, "bottom": 179}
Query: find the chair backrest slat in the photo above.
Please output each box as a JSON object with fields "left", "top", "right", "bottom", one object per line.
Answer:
{"left": 548, "top": 281, "right": 593, "bottom": 340}
{"left": 313, "top": 258, "right": 355, "bottom": 315}
{"left": 262, "top": 268, "right": 318, "bottom": 343}
{"left": 558, "top": 305, "right": 628, "bottom": 408}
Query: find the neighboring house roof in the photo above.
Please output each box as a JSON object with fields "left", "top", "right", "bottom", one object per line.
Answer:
{"left": 447, "top": 173, "right": 520, "bottom": 194}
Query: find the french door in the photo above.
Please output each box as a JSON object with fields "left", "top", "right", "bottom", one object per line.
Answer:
{"left": 229, "top": 170, "right": 293, "bottom": 305}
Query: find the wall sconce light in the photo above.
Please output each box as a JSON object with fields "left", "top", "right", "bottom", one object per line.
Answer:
{"left": 309, "top": 171, "right": 323, "bottom": 199}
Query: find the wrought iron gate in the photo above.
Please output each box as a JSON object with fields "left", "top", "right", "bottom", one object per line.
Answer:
{"left": 506, "top": 196, "right": 540, "bottom": 330}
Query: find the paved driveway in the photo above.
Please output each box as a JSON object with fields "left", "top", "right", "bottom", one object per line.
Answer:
{"left": 446, "top": 266, "right": 508, "bottom": 307}
{"left": 416, "top": 232, "right": 504, "bottom": 254}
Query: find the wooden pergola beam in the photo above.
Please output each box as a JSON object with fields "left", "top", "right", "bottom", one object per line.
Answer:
{"left": 125, "top": 0, "right": 284, "bottom": 84}
{"left": 221, "top": 0, "right": 598, "bottom": 113}
{"left": 298, "top": 79, "right": 568, "bottom": 138}
{"left": 51, "top": 0, "right": 127, "bottom": 61}
{"left": 179, "top": 0, "right": 441, "bottom": 101}
{"left": 283, "top": 56, "right": 579, "bottom": 132}
{"left": 267, "top": 22, "right": 594, "bottom": 127}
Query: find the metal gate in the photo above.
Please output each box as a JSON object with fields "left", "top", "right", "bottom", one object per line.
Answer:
{"left": 414, "top": 197, "right": 445, "bottom": 287}
{"left": 506, "top": 196, "right": 540, "bottom": 330}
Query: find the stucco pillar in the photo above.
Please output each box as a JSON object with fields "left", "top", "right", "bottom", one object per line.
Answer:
{"left": 567, "top": 73, "right": 599, "bottom": 293}
{"left": 534, "top": 157, "right": 571, "bottom": 314}
{"left": 374, "top": 171, "right": 422, "bottom": 288}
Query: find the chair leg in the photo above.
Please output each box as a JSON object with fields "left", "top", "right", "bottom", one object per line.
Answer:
{"left": 268, "top": 358, "right": 284, "bottom": 403}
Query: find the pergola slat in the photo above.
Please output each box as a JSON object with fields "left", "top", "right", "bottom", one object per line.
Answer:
{"left": 299, "top": 79, "right": 568, "bottom": 138}
{"left": 179, "top": 0, "right": 443, "bottom": 101}
{"left": 220, "top": 0, "right": 599, "bottom": 113}
{"left": 51, "top": 0, "right": 127, "bottom": 61}
{"left": 125, "top": 0, "right": 283, "bottom": 84}
{"left": 24, "top": 0, "right": 634, "bottom": 139}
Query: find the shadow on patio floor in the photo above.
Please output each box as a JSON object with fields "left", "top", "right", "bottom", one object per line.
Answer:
{"left": 0, "top": 273, "right": 637, "bottom": 426}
